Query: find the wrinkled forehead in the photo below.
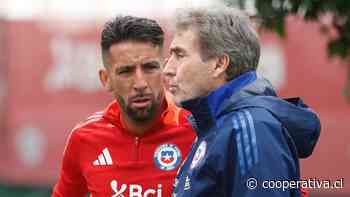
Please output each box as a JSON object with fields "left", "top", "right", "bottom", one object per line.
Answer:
{"left": 108, "top": 41, "right": 162, "bottom": 67}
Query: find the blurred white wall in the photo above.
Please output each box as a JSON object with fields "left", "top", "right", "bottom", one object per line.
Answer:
{"left": 0, "top": 0, "right": 220, "bottom": 20}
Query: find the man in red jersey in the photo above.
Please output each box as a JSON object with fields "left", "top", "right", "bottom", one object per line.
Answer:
{"left": 52, "top": 15, "right": 195, "bottom": 197}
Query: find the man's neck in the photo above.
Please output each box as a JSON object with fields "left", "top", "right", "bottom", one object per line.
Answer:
{"left": 122, "top": 100, "right": 166, "bottom": 136}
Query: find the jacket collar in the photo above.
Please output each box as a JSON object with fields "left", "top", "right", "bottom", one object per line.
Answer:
{"left": 181, "top": 71, "right": 257, "bottom": 135}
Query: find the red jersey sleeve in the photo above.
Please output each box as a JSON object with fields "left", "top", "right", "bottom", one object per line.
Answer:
{"left": 52, "top": 130, "right": 88, "bottom": 197}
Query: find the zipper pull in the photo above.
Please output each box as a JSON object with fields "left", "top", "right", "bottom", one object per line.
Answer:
{"left": 134, "top": 137, "right": 140, "bottom": 161}
{"left": 135, "top": 137, "right": 139, "bottom": 146}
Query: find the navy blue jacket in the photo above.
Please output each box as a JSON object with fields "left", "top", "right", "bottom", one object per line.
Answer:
{"left": 172, "top": 71, "right": 321, "bottom": 197}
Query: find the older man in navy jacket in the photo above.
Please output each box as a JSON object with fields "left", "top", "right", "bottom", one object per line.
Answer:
{"left": 164, "top": 6, "right": 320, "bottom": 197}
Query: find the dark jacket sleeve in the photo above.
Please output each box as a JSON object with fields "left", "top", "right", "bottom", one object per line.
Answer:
{"left": 222, "top": 109, "right": 302, "bottom": 197}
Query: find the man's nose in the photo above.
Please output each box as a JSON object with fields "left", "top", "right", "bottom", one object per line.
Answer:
{"left": 133, "top": 68, "right": 148, "bottom": 91}
{"left": 163, "top": 57, "right": 176, "bottom": 78}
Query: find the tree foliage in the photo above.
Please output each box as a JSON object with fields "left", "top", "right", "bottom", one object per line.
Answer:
{"left": 225, "top": 0, "right": 350, "bottom": 101}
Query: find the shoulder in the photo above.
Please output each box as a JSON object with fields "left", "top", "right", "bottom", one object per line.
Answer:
{"left": 220, "top": 107, "right": 281, "bottom": 133}
{"left": 214, "top": 107, "right": 283, "bottom": 151}
{"left": 62, "top": 111, "right": 115, "bottom": 156}
{"left": 69, "top": 111, "right": 112, "bottom": 140}
{"left": 214, "top": 109, "right": 284, "bottom": 172}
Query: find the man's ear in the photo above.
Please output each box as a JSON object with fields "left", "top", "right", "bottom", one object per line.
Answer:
{"left": 213, "top": 54, "right": 230, "bottom": 78}
{"left": 99, "top": 68, "right": 113, "bottom": 92}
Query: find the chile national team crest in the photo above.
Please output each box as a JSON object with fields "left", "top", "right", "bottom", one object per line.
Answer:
{"left": 154, "top": 144, "right": 182, "bottom": 171}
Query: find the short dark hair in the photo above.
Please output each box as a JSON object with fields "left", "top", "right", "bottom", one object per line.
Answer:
{"left": 101, "top": 15, "right": 164, "bottom": 67}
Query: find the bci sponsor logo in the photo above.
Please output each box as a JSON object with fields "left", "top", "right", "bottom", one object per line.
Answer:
{"left": 111, "top": 180, "right": 162, "bottom": 197}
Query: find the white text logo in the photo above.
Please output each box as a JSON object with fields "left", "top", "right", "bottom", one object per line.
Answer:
{"left": 111, "top": 180, "right": 162, "bottom": 197}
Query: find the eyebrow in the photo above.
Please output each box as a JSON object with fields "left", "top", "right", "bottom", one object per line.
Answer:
{"left": 115, "top": 60, "right": 160, "bottom": 72}
{"left": 142, "top": 60, "right": 161, "bottom": 67}
{"left": 170, "top": 46, "right": 186, "bottom": 54}
{"left": 116, "top": 64, "right": 135, "bottom": 70}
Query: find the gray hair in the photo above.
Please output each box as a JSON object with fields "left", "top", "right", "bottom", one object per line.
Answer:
{"left": 174, "top": 6, "right": 260, "bottom": 80}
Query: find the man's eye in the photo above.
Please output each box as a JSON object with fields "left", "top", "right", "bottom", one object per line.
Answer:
{"left": 143, "top": 62, "right": 161, "bottom": 70}
{"left": 146, "top": 65, "right": 159, "bottom": 69}
{"left": 176, "top": 52, "right": 185, "bottom": 58}
{"left": 169, "top": 50, "right": 185, "bottom": 59}
{"left": 116, "top": 69, "right": 131, "bottom": 75}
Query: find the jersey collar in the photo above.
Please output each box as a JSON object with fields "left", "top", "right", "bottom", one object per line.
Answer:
{"left": 103, "top": 92, "right": 185, "bottom": 135}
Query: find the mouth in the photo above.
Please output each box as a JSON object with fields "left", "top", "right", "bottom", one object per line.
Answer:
{"left": 131, "top": 96, "right": 152, "bottom": 108}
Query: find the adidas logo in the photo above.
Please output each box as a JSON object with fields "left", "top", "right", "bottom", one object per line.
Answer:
{"left": 93, "top": 148, "right": 113, "bottom": 166}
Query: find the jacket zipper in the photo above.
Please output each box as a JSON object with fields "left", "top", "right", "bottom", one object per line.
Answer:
{"left": 134, "top": 137, "right": 140, "bottom": 161}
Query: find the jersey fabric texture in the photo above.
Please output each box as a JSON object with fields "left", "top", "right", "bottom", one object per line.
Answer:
{"left": 172, "top": 71, "right": 320, "bottom": 197}
{"left": 52, "top": 98, "right": 195, "bottom": 197}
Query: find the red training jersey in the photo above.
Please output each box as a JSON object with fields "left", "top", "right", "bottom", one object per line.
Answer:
{"left": 52, "top": 99, "right": 195, "bottom": 197}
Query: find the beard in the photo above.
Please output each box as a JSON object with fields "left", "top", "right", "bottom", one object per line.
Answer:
{"left": 117, "top": 94, "right": 161, "bottom": 123}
